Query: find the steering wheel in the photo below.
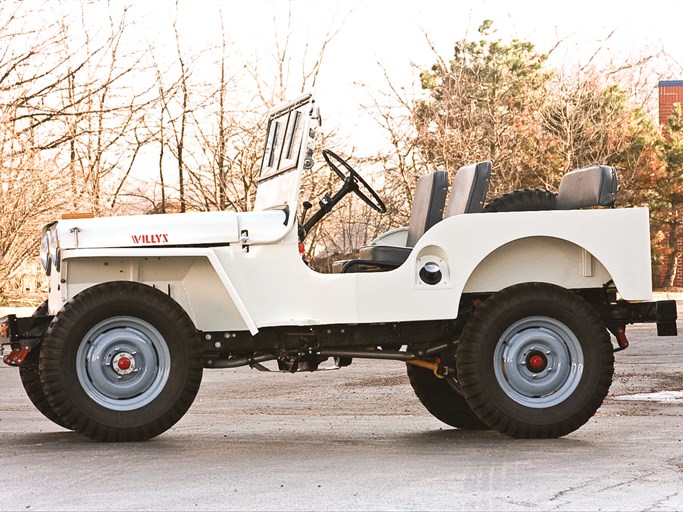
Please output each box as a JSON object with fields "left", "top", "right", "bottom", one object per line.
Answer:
{"left": 322, "top": 149, "right": 387, "bottom": 213}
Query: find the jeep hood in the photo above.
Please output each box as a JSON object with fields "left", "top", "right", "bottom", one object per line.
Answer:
{"left": 55, "top": 211, "right": 241, "bottom": 250}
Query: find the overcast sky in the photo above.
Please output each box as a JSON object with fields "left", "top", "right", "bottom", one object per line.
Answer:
{"left": 39, "top": 0, "right": 682, "bottom": 178}
{"left": 139, "top": 0, "right": 682, "bottom": 154}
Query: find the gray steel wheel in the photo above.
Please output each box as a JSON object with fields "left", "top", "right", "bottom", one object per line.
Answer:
{"left": 457, "top": 283, "right": 614, "bottom": 439}
{"left": 493, "top": 316, "right": 584, "bottom": 408}
{"left": 76, "top": 316, "right": 171, "bottom": 411}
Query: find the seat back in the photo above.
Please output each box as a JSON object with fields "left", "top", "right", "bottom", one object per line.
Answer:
{"left": 557, "top": 165, "right": 617, "bottom": 209}
{"left": 444, "top": 161, "right": 492, "bottom": 217}
{"left": 406, "top": 170, "right": 449, "bottom": 247}
{"left": 339, "top": 164, "right": 487, "bottom": 273}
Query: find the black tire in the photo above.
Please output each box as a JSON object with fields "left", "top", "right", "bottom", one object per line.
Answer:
{"left": 456, "top": 283, "right": 614, "bottom": 439}
{"left": 407, "top": 363, "right": 488, "bottom": 430}
{"left": 19, "top": 302, "right": 74, "bottom": 430}
{"left": 20, "top": 367, "right": 75, "bottom": 430}
{"left": 484, "top": 189, "right": 557, "bottom": 212}
{"left": 40, "top": 282, "right": 203, "bottom": 442}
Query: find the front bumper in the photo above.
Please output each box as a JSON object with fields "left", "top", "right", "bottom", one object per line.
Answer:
{"left": 1, "top": 314, "right": 53, "bottom": 367}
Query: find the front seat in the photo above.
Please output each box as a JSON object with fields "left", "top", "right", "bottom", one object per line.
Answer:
{"left": 331, "top": 170, "right": 448, "bottom": 273}
{"left": 337, "top": 161, "right": 491, "bottom": 273}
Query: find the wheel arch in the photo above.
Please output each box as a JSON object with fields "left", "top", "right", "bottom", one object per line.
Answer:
{"left": 462, "top": 236, "right": 615, "bottom": 295}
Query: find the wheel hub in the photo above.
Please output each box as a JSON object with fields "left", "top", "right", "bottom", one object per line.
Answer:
{"left": 112, "top": 352, "right": 136, "bottom": 375}
{"left": 525, "top": 351, "right": 548, "bottom": 373}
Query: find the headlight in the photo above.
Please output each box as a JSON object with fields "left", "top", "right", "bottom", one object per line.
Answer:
{"left": 49, "top": 228, "right": 61, "bottom": 272}
{"left": 40, "top": 223, "right": 60, "bottom": 276}
{"left": 40, "top": 231, "right": 51, "bottom": 276}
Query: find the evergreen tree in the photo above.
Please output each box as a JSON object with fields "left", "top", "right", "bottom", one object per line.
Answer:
{"left": 414, "top": 20, "right": 555, "bottom": 195}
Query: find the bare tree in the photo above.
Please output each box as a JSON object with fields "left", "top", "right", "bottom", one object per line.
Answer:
{"left": 0, "top": 113, "right": 66, "bottom": 299}
{"left": 155, "top": 0, "right": 351, "bottom": 224}
{"left": 0, "top": 1, "right": 157, "bottom": 300}
{"left": 58, "top": 6, "right": 156, "bottom": 214}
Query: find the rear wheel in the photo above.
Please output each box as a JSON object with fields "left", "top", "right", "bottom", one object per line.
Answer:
{"left": 457, "top": 283, "right": 614, "bottom": 438}
{"left": 407, "top": 361, "right": 487, "bottom": 430}
{"left": 484, "top": 189, "right": 557, "bottom": 212}
{"left": 40, "top": 282, "right": 203, "bottom": 442}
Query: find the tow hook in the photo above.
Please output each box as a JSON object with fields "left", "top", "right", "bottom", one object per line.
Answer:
{"left": 3, "top": 339, "right": 40, "bottom": 367}
{"left": 611, "top": 324, "right": 629, "bottom": 352}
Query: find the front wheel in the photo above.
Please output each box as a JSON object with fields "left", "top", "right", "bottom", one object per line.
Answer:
{"left": 457, "top": 283, "right": 614, "bottom": 438}
{"left": 39, "top": 282, "right": 203, "bottom": 442}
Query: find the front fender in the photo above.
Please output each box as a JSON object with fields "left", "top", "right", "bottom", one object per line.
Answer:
{"left": 58, "top": 248, "right": 258, "bottom": 334}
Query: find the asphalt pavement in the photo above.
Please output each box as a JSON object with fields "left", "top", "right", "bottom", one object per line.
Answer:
{"left": 0, "top": 318, "right": 682, "bottom": 511}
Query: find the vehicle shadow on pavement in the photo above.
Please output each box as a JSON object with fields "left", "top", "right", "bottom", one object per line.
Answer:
{"left": 4, "top": 431, "right": 191, "bottom": 452}
{"left": 3, "top": 425, "right": 592, "bottom": 451}
{"left": 395, "top": 428, "right": 591, "bottom": 448}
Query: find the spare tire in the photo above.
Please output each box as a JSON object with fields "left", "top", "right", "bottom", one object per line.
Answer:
{"left": 484, "top": 188, "right": 557, "bottom": 212}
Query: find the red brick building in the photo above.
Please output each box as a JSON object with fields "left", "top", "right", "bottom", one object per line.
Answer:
{"left": 658, "top": 81, "right": 683, "bottom": 288}
{"left": 659, "top": 80, "right": 683, "bottom": 126}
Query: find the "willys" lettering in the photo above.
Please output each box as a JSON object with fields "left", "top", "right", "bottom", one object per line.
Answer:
{"left": 131, "top": 234, "right": 169, "bottom": 244}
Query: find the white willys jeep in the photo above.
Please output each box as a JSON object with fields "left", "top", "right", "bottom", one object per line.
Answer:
{"left": 1, "top": 94, "right": 678, "bottom": 441}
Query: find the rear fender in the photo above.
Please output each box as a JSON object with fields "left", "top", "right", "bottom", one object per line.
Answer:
{"left": 418, "top": 207, "right": 653, "bottom": 304}
{"left": 463, "top": 236, "right": 612, "bottom": 294}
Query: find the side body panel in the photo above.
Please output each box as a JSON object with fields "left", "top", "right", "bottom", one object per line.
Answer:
{"left": 56, "top": 207, "right": 652, "bottom": 332}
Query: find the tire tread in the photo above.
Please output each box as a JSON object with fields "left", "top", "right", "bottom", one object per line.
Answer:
{"left": 407, "top": 364, "right": 487, "bottom": 430}
{"left": 484, "top": 189, "right": 557, "bottom": 213}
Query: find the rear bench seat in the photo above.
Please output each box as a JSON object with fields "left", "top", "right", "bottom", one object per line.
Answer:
{"left": 557, "top": 165, "right": 617, "bottom": 209}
